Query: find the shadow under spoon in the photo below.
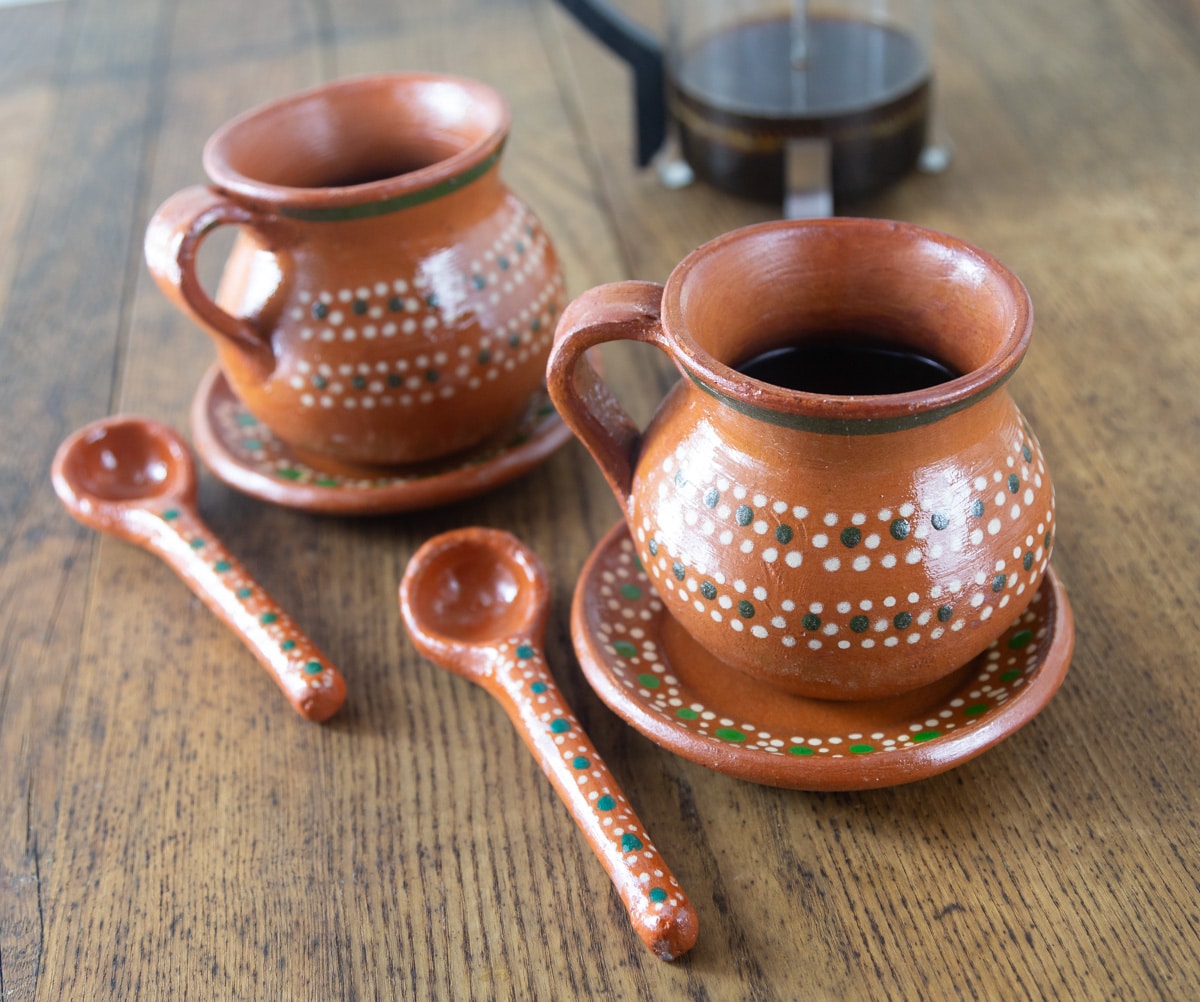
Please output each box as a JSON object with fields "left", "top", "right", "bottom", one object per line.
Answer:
{"left": 51, "top": 415, "right": 347, "bottom": 722}
{"left": 399, "top": 527, "right": 699, "bottom": 961}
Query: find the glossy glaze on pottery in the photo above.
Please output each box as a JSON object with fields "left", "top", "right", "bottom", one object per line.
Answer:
{"left": 399, "top": 528, "right": 697, "bottom": 961}
{"left": 51, "top": 417, "right": 346, "bottom": 722}
{"left": 146, "top": 73, "right": 565, "bottom": 467}
{"left": 548, "top": 219, "right": 1055, "bottom": 701}
{"left": 191, "top": 364, "right": 571, "bottom": 514}
{"left": 571, "top": 522, "right": 1073, "bottom": 789}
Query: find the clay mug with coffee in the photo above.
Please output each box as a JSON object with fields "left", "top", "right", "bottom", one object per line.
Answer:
{"left": 146, "top": 73, "right": 564, "bottom": 467}
{"left": 548, "top": 219, "right": 1055, "bottom": 701}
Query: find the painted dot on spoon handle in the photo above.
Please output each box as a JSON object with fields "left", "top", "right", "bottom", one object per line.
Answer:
{"left": 133, "top": 500, "right": 346, "bottom": 722}
{"left": 492, "top": 639, "right": 698, "bottom": 961}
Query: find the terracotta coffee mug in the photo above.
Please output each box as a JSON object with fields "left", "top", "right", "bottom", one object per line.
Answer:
{"left": 146, "top": 73, "right": 564, "bottom": 467}
{"left": 548, "top": 219, "right": 1056, "bottom": 701}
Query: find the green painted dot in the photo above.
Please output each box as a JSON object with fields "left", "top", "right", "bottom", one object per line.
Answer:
{"left": 530, "top": 681, "right": 548, "bottom": 693}
{"left": 508, "top": 333, "right": 521, "bottom": 348}
{"left": 312, "top": 375, "right": 328, "bottom": 389}
{"left": 1008, "top": 474, "right": 1020, "bottom": 494}
{"left": 573, "top": 756, "right": 590, "bottom": 769}
{"left": 932, "top": 511, "right": 950, "bottom": 531}
{"left": 530, "top": 317, "right": 542, "bottom": 333}
{"left": 714, "top": 727, "right": 746, "bottom": 742}
{"left": 312, "top": 301, "right": 329, "bottom": 319}
{"left": 964, "top": 703, "right": 989, "bottom": 717}
{"left": 637, "top": 674, "right": 660, "bottom": 689}
{"left": 674, "top": 471, "right": 687, "bottom": 488}
{"left": 912, "top": 730, "right": 940, "bottom": 742}
{"left": 841, "top": 526, "right": 862, "bottom": 548}
{"left": 704, "top": 487, "right": 719, "bottom": 508}
{"left": 893, "top": 611, "right": 913, "bottom": 630}
{"left": 277, "top": 468, "right": 303, "bottom": 481}
{"left": 971, "top": 499, "right": 985, "bottom": 518}
{"left": 1045, "top": 530, "right": 1053, "bottom": 549}
{"left": 477, "top": 349, "right": 492, "bottom": 365}
{"left": 280, "top": 639, "right": 296, "bottom": 651}
{"left": 260, "top": 612, "right": 278, "bottom": 624}
{"left": 597, "top": 795, "right": 616, "bottom": 811}
{"left": 162, "top": 509, "right": 180, "bottom": 520}
{"left": 788, "top": 745, "right": 815, "bottom": 756}
{"left": 214, "top": 560, "right": 232, "bottom": 573}
{"left": 472, "top": 274, "right": 486, "bottom": 290}
{"left": 387, "top": 373, "right": 403, "bottom": 388}
{"left": 672, "top": 561, "right": 685, "bottom": 581}
{"left": 621, "top": 833, "right": 644, "bottom": 852}
{"left": 515, "top": 239, "right": 525, "bottom": 254}
{"left": 237, "top": 587, "right": 253, "bottom": 599}
{"left": 388, "top": 295, "right": 404, "bottom": 312}
{"left": 737, "top": 600, "right": 755, "bottom": 619}
{"left": 498, "top": 256, "right": 510, "bottom": 270}
{"left": 242, "top": 438, "right": 263, "bottom": 451}
{"left": 700, "top": 581, "right": 717, "bottom": 600}
{"left": 425, "top": 293, "right": 440, "bottom": 308}
{"left": 425, "top": 369, "right": 439, "bottom": 383}
{"left": 676, "top": 707, "right": 699, "bottom": 720}
{"left": 315, "top": 476, "right": 338, "bottom": 487}
{"left": 620, "top": 584, "right": 642, "bottom": 600}
{"left": 776, "top": 524, "right": 794, "bottom": 544}
{"left": 550, "top": 718, "right": 570, "bottom": 733}
{"left": 189, "top": 538, "right": 205, "bottom": 550}
{"left": 1000, "top": 669, "right": 1022, "bottom": 683}
{"left": 890, "top": 517, "right": 910, "bottom": 540}
{"left": 613, "top": 641, "right": 638, "bottom": 659}
{"left": 352, "top": 298, "right": 368, "bottom": 315}
{"left": 992, "top": 573, "right": 1008, "bottom": 592}
{"left": 736, "top": 505, "right": 753, "bottom": 526}
{"left": 802, "top": 613, "right": 821, "bottom": 631}
{"left": 1024, "top": 551, "right": 1035, "bottom": 571}
{"left": 647, "top": 539, "right": 658, "bottom": 556}
{"left": 235, "top": 413, "right": 257, "bottom": 427}
{"left": 351, "top": 375, "right": 367, "bottom": 390}
{"left": 303, "top": 660, "right": 323, "bottom": 675}
{"left": 649, "top": 887, "right": 667, "bottom": 903}
{"left": 938, "top": 605, "right": 954, "bottom": 622}
{"left": 1009, "top": 629, "right": 1034, "bottom": 650}
{"left": 849, "top": 615, "right": 870, "bottom": 633}
{"left": 850, "top": 744, "right": 875, "bottom": 754}
{"left": 516, "top": 644, "right": 535, "bottom": 660}
{"left": 1023, "top": 444, "right": 1034, "bottom": 462}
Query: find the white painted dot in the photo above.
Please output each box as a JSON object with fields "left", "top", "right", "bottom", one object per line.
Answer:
{"left": 753, "top": 494, "right": 768, "bottom": 507}
{"left": 751, "top": 625, "right": 768, "bottom": 638}
{"left": 793, "top": 506, "right": 808, "bottom": 518}
{"left": 865, "top": 534, "right": 881, "bottom": 549}
{"left": 753, "top": 520, "right": 768, "bottom": 535}
{"left": 824, "top": 557, "right": 841, "bottom": 572}
{"left": 1011, "top": 504, "right": 1022, "bottom": 520}
{"left": 881, "top": 554, "right": 897, "bottom": 568}
{"left": 772, "top": 616, "right": 787, "bottom": 629}
{"left": 988, "top": 518, "right": 1002, "bottom": 535}
{"left": 837, "top": 601, "right": 852, "bottom": 614}
{"left": 733, "top": 580, "right": 747, "bottom": 593}
{"left": 824, "top": 512, "right": 838, "bottom": 526}
{"left": 853, "top": 556, "right": 871, "bottom": 571}
{"left": 970, "top": 529, "right": 985, "bottom": 545}
{"left": 739, "top": 540, "right": 754, "bottom": 554}
{"left": 812, "top": 534, "right": 829, "bottom": 548}
{"left": 763, "top": 548, "right": 778, "bottom": 563}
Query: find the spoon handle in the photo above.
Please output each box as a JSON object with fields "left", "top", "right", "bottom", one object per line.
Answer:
{"left": 491, "top": 639, "right": 698, "bottom": 961}
{"left": 130, "top": 500, "right": 347, "bottom": 722}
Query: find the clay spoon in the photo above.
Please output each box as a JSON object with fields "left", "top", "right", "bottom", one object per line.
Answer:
{"left": 51, "top": 415, "right": 346, "bottom": 722}
{"left": 399, "top": 527, "right": 698, "bottom": 961}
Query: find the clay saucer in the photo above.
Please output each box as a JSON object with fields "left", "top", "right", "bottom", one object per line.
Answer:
{"left": 571, "top": 522, "right": 1074, "bottom": 791}
{"left": 191, "top": 364, "right": 572, "bottom": 514}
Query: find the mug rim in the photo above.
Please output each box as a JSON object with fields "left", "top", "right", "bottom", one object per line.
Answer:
{"left": 659, "top": 218, "right": 1034, "bottom": 435}
{"left": 200, "top": 72, "right": 510, "bottom": 217}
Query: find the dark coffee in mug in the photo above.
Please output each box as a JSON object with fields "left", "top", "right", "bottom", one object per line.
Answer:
{"left": 735, "top": 336, "right": 959, "bottom": 395}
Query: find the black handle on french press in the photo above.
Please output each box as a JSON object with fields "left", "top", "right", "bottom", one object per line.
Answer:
{"left": 553, "top": 0, "right": 666, "bottom": 165}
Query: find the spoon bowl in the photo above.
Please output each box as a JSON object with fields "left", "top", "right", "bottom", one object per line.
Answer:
{"left": 400, "top": 527, "right": 698, "bottom": 961}
{"left": 52, "top": 415, "right": 346, "bottom": 722}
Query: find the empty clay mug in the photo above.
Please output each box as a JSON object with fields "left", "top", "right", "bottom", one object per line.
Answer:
{"left": 146, "top": 73, "right": 564, "bottom": 467}
{"left": 548, "top": 219, "right": 1055, "bottom": 701}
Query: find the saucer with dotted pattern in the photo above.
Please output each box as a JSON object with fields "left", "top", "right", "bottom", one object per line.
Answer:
{"left": 191, "top": 364, "right": 572, "bottom": 514}
{"left": 571, "top": 522, "right": 1074, "bottom": 790}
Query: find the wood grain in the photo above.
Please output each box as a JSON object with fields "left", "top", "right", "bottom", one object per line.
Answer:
{"left": 1, "top": 0, "right": 1198, "bottom": 997}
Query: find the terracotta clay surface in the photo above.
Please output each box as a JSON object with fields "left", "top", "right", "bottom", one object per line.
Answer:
{"left": 51, "top": 416, "right": 346, "bottom": 722}
{"left": 572, "top": 521, "right": 1073, "bottom": 790}
{"left": 146, "top": 73, "right": 565, "bottom": 467}
{"left": 190, "top": 364, "right": 572, "bottom": 514}
{"left": 549, "top": 218, "right": 1059, "bottom": 701}
{"left": 399, "top": 527, "right": 698, "bottom": 961}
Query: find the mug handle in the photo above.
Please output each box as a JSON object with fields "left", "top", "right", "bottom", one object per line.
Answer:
{"left": 144, "top": 185, "right": 275, "bottom": 378}
{"left": 546, "top": 280, "right": 668, "bottom": 518}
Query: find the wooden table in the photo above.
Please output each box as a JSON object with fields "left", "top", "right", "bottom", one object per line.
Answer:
{"left": 2, "top": 0, "right": 1198, "bottom": 997}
